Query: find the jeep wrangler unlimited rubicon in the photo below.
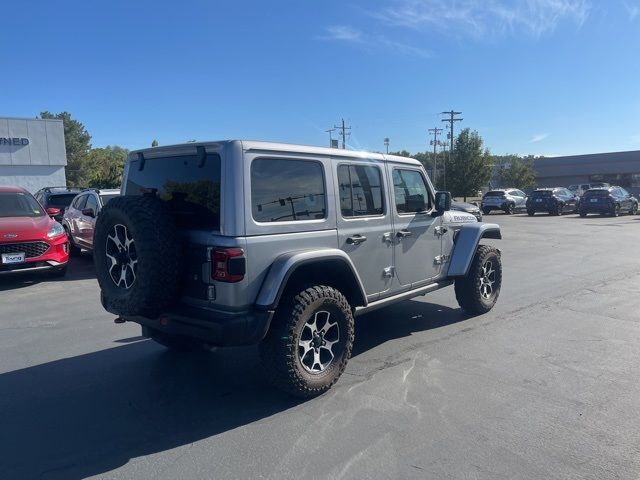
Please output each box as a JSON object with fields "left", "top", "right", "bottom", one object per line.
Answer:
{"left": 94, "top": 140, "right": 502, "bottom": 397}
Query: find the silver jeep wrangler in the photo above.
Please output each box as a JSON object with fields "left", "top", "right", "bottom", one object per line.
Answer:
{"left": 94, "top": 140, "right": 502, "bottom": 397}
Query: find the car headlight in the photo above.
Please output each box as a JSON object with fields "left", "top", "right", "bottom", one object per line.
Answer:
{"left": 47, "top": 222, "right": 65, "bottom": 239}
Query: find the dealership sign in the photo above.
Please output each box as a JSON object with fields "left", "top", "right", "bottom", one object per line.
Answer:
{"left": 0, "top": 137, "right": 29, "bottom": 146}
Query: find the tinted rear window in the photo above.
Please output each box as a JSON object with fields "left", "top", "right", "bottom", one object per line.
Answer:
{"left": 531, "top": 190, "right": 552, "bottom": 197}
{"left": 584, "top": 190, "right": 610, "bottom": 198}
{"left": 125, "top": 153, "right": 221, "bottom": 229}
{"left": 251, "top": 159, "right": 326, "bottom": 222}
{"left": 48, "top": 194, "right": 77, "bottom": 207}
{"left": 484, "top": 191, "right": 505, "bottom": 197}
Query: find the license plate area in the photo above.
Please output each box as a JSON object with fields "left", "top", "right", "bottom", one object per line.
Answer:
{"left": 590, "top": 198, "right": 598, "bottom": 203}
{"left": 1, "top": 252, "right": 26, "bottom": 264}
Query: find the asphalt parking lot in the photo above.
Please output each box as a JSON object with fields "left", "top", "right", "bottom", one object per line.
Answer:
{"left": 2, "top": 213, "right": 640, "bottom": 480}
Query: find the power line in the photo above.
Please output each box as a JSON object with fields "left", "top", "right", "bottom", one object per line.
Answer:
{"left": 428, "top": 127, "right": 443, "bottom": 186}
{"left": 333, "top": 118, "right": 351, "bottom": 149}
{"left": 441, "top": 110, "right": 463, "bottom": 190}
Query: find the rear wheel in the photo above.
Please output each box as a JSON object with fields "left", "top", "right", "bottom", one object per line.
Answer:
{"left": 260, "top": 285, "right": 354, "bottom": 398}
{"left": 611, "top": 203, "right": 620, "bottom": 217}
{"left": 555, "top": 203, "right": 563, "bottom": 216}
{"left": 455, "top": 245, "right": 502, "bottom": 314}
{"left": 482, "top": 208, "right": 490, "bottom": 215}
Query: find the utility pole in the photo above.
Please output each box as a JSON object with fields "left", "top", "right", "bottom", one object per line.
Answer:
{"left": 334, "top": 118, "right": 351, "bottom": 149}
{"left": 441, "top": 110, "right": 463, "bottom": 191}
{"left": 384, "top": 137, "right": 390, "bottom": 154}
{"left": 428, "top": 127, "right": 443, "bottom": 186}
{"left": 325, "top": 128, "right": 335, "bottom": 148}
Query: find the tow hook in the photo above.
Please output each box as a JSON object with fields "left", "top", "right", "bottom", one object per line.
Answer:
{"left": 114, "top": 316, "right": 126, "bottom": 324}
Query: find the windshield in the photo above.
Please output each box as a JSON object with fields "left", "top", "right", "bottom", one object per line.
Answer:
{"left": 99, "top": 194, "right": 120, "bottom": 205}
{"left": 0, "top": 192, "right": 45, "bottom": 218}
{"left": 48, "top": 193, "right": 77, "bottom": 208}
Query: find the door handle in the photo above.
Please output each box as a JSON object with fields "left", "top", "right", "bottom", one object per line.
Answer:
{"left": 396, "top": 229, "right": 413, "bottom": 239}
{"left": 346, "top": 234, "right": 367, "bottom": 245}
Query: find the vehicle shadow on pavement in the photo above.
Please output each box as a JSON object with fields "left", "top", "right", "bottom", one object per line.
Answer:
{"left": 0, "top": 299, "right": 466, "bottom": 480}
{"left": 0, "top": 254, "right": 95, "bottom": 292}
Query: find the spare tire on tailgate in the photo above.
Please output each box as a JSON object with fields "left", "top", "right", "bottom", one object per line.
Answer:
{"left": 94, "top": 195, "right": 182, "bottom": 318}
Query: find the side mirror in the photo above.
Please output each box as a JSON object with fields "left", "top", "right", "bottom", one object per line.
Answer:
{"left": 81, "top": 208, "right": 96, "bottom": 218}
{"left": 433, "top": 191, "right": 451, "bottom": 217}
{"left": 45, "top": 207, "right": 61, "bottom": 217}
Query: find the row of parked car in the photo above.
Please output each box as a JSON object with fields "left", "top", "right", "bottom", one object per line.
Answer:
{"left": 480, "top": 185, "right": 639, "bottom": 217}
{"left": 0, "top": 186, "right": 119, "bottom": 277}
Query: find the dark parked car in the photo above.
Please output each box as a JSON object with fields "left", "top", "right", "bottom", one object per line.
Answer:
{"left": 579, "top": 187, "right": 638, "bottom": 217}
{"left": 526, "top": 188, "right": 579, "bottom": 216}
{"left": 451, "top": 200, "right": 482, "bottom": 221}
{"left": 34, "top": 186, "right": 84, "bottom": 222}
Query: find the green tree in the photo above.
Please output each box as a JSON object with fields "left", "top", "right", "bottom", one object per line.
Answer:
{"left": 495, "top": 154, "right": 537, "bottom": 190}
{"left": 40, "top": 111, "right": 92, "bottom": 186}
{"left": 446, "top": 128, "right": 492, "bottom": 201}
{"left": 388, "top": 150, "right": 412, "bottom": 158}
{"left": 151, "top": 139, "right": 159, "bottom": 147}
{"left": 85, "top": 146, "right": 129, "bottom": 188}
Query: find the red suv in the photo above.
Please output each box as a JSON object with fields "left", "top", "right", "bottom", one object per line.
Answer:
{"left": 0, "top": 186, "right": 69, "bottom": 276}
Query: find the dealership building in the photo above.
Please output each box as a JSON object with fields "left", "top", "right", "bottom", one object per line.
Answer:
{"left": 0, "top": 116, "right": 67, "bottom": 193}
{"left": 534, "top": 150, "right": 640, "bottom": 195}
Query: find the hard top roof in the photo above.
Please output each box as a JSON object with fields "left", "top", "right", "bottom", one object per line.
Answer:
{"left": 130, "top": 140, "right": 422, "bottom": 166}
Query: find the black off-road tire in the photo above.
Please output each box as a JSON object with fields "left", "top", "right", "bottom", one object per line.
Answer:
{"left": 455, "top": 245, "right": 502, "bottom": 314}
{"left": 148, "top": 330, "right": 203, "bottom": 352}
{"left": 94, "top": 195, "right": 182, "bottom": 318}
{"left": 260, "top": 285, "right": 354, "bottom": 398}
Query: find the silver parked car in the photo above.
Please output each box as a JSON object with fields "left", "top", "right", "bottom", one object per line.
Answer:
{"left": 93, "top": 141, "right": 503, "bottom": 397}
{"left": 481, "top": 188, "right": 527, "bottom": 215}
{"left": 62, "top": 188, "right": 120, "bottom": 254}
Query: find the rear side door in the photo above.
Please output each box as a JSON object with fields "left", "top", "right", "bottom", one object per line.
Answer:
{"left": 336, "top": 161, "right": 393, "bottom": 300}
{"left": 69, "top": 194, "right": 87, "bottom": 240}
{"left": 388, "top": 165, "right": 441, "bottom": 288}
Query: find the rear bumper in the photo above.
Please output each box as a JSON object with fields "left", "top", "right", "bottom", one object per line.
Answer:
{"left": 580, "top": 203, "right": 612, "bottom": 213}
{"left": 0, "top": 235, "right": 69, "bottom": 274}
{"left": 112, "top": 301, "right": 275, "bottom": 346}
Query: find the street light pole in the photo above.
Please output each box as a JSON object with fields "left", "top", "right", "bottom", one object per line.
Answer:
{"left": 384, "top": 137, "right": 389, "bottom": 154}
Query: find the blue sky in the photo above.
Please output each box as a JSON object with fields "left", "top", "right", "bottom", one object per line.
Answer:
{"left": 1, "top": 0, "right": 639, "bottom": 157}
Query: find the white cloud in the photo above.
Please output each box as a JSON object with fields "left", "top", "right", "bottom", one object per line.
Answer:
{"left": 320, "top": 25, "right": 431, "bottom": 58}
{"left": 623, "top": 1, "right": 640, "bottom": 20}
{"left": 530, "top": 133, "right": 549, "bottom": 143}
{"left": 375, "top": 0, "right": 591, "bottom": 38}
{"left": 323, "top": 25, "right": 364, "bottom": 43}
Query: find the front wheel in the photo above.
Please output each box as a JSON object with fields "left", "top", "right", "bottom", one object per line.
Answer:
{"left": 527, "top": 209, "right": 535, "bottom": 216}
{"left": 260, "top": 285, "right": 354, "bottom": 398}
{"left": 504, "top": 203, "right": 514, "bottom": 215}
{"left": 630, "top": 203, "right": 638, "bottom": 215}
{"left": 482, "top": 208, "right": 491, "bottom": 215}
{"left": 455, "top": 245, "right": 502, "bottom": 314}
{"left": 611, "top": 204, "right": 620, "bottom": 217}
{"left": 579, "top": 210, "right": 587, "bottom": 218}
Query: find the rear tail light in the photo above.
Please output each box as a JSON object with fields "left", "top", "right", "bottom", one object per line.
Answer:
{"left": 211, "top": 248, "right": 245, "bottom": 283}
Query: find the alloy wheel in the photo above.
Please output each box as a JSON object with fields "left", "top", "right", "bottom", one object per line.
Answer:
{"left": 298, "top": 310, "right": 340, "bottom": 374}
{"left": 479, "top": 260, "right": 496, "bottom": 299}
{"left": 105, "top": 224, "right": 138, "bottom": 289}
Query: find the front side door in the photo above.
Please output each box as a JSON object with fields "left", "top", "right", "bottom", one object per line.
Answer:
{"left": 336, "top": 161, "right": 393, "bottom": 300}
{"left": 388, "top": 166, "right": 441, "bottom": 288}
{"left": 77, "top": 194, "right": 98, "bottom": 247}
